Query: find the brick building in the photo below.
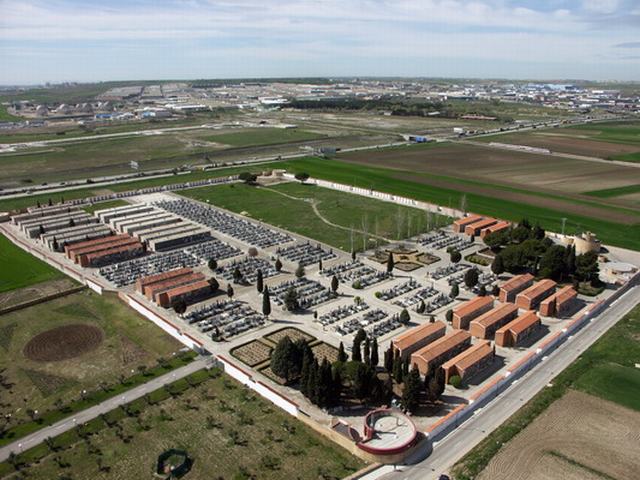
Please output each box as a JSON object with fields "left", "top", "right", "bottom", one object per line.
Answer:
{"left": 391, "top": 321, "right": 446, "bottom": 360}
{"left": 539, "top": 286, "right": 577, "bottom": 317}
{"left": 515, "top": 279, "right": 557, "bottom": 310}
{"left": 469, "top": 303, "right": 519, "bottom": 339}
{"left": 452, "top": 296, "right": 494, "bottom": 330}
{"left": 499, "top": 273, "right": 534, "bottom": 303}
{"left": 441, "top": 340, "right": 494, "bottom": 383}
{"left": 410, "top": 330, "right": 471, "bottom": 377}
{"left": 495, "top": 311, "right": 541, "bottom": 347}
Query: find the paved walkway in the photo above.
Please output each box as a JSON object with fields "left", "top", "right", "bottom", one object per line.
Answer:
{"left": 0, "top": 357, "right": 210, "bottom": 462}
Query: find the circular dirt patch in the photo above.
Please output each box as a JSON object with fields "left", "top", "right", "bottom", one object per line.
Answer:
{"left": 23, "top": 324, "right": 104, "bottom": 362}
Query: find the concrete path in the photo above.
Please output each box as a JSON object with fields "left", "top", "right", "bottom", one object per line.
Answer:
{"left": 0, "top": 357, "right": 211, "bottom": 462}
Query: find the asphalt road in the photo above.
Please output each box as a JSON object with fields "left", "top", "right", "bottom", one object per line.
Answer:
{"left": 375, "top": 284, "right": 640, "bottom": 480}
{"left": 0, "top": 357, "right": 210, "bottom": 462}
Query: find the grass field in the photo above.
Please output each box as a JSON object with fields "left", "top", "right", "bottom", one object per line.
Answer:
{"left": 452, "top": 303, "right": 640, "bottom": 479}
{"left": 180, "top": 181, "right": 449, "bottom": 251}
{"left": 584, "top": 184, "right": 640, "bottom": 198}
{"left": 0, "top": 106, "right": 21, "bottom": 123}
{"left": 82, "top": 199, "right": 130, "bottom": 214}
{"left": 0, "top": 368, "right": 366, "bottom": 480}
{"left": 0, "top": 233, "right": 65, "bottom": 293}
{"left": 207, "top": 128, "right": 325, "bottom": 147}
{"left": 0, "top": 291, "right": 184, "bottom": 434}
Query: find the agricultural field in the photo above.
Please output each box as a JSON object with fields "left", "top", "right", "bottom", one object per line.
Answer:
{"left": 452, "top": 303, "right": 640, "bottom": 480}
{"left": 0, "top": 291, "right": 183, "bottom": 426}
{"left": 477, "top": 120, "right": 640, "bottom": 161}
{"left": 475, "top": 390, "right": 640, "bottom": 480}
{"left": 269, "top": 156, "right": 640, "bottom": 251}
{"left": 0, "top": 368, "right": 366, "bottom": 480}
{"left": 0, "top": 105, "right": 21, "bottom": 123}
{"left": 179, "top": 180, "right": 450, "bottom": 251}
{"left": 0, "top": 233, "right": 65, "bottom": 293}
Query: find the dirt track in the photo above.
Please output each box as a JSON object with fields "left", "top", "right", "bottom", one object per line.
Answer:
{"left": 478, "top": 390, "right": 640, "bottom": 480}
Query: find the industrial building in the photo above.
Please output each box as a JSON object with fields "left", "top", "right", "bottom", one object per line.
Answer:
{"left": 516, "top": 279, "right": 557, "bottom": 310}
{"left": 499, "top": 274, "right": 534, "bottom": 303}
{"left": 469, "top": 303, "right": 519, "bottom": 339}
{"left": 539, "top": 286, "right": 577, "bottom": 317}
{"left": 495, "top": 311, "right": 541, "bottom": 347}
{"left": 441, "top": 340, "right": 494, "bottom": 383}
{"left": 452, "top": 296, "right": 494, "bottom": 330}
{"left": 391, "top": 321, "right": 446, "bottom": 360}
{"left": 410, "top": 330, "right": 472, "bottom": 377}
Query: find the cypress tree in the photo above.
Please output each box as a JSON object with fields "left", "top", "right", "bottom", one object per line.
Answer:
{"left": 332, "top": 368, "right": 343, "bottom": 401}
{"left": 352, "top": 338, "right": 362, "bottom": 363}
{"left": 351, "top": 250, "right": 357, "bottom": 262}
{"left": 256, "top": 269, "right": 264, "bottom": 293}
{"left": 370, "top": 338, "right": 379, "bottom": 368}
{"left": 308, "top": 358, "right": 320, "bottom": 405}
{"left": 300, "top": 347, "right": 313, "bottom": 398}
{"left": 337, "top": 342, "right": 348, "bottom": 363}
{"left": 392, "top": 355, "right": 403, "bottom": 383}
{"left": 331, "top": 275, "right": 339, "bottom": 293}
{"left": 386, "top": 253, "right": 395, "bottom": 273}
{"left": 262, "top": 286, "right": 271, "bottom": 318}
{"left": 318, "top": 358, "right": 333, "bottom": 407}
{"left": 384, "top": 345, "right": 394, "bottom": 372}
{"left": 318, "top": 259, "right": 323, "bottom": 272}
{"left": 402, "top": 356, "right": 410, "bottom": 379}
{"left": 402, "top": 365, "right": 422, "bottom": 413}
{"left": 275, "top": 258, "right": 282, "bottom": 272}
{"left": 450, "top": 283, "right": 459, "bottom": 299}
{"left": 226, "top": 284, "right": 234, "bottom": 298}
{"left": 363, "top": 337, "right": 370, "bottom": 365}
{"left": 491, "top": 255, "right": 505, "bottom": 276}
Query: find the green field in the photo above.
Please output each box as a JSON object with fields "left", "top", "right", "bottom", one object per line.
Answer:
{"left": 571, "top": 121, "right": 640, "bottom": 146}
{"left": 208, "top": 128, "right": 325, "bottom": 147}
{"left": 0, "top": 233, "right": 65, "bottom": 293}
{"left": 180, "top": 181, "right": 449, "bottom": 251}
{"left": 584, "top": 184, "right": 640, "bottom": 198}
{"left": 0, "top": 368, "right": 366, "bottom": 480}
{"left": 452, "top": 303, "right": 640, "bottom": 479}
{"left": 0, "top": 291, "right": 187, "bottom": 443}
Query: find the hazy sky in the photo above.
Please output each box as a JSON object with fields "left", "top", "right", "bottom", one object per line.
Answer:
{"left": 1, "top": 0, "right": 639, "bottom": 84}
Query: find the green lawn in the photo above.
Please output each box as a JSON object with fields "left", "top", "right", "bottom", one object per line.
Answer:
{"left": 180, "top": 181, "right": 449, "bottom": 251}
{"left": 584, "top": 184, "right": 640, "bottom": 198}
{"left": 208, "top": 128, "right": 325, "bottom": 147}
{"left": 0, "top": 368, "right": 366, "bottom": 480}
{"left": 452, "top": 303, "right": 640, "bottom": 479}
{"left": 0, "top": 290, "right": 187, "bottom": 445}
{"left": 612, "top": 151, "right": 640, "bottom": 163}
{"left": 0, "top": 233, "right": 65, "bottom": 293}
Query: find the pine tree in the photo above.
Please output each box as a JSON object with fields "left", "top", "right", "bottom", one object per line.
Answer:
{"left": 262, "top": 286, "right": 271, "bottom": 317}
{"left": 402, "top": 365, "right": 422, "bottom": 413}
{"left": 370, "top": 337, "right": 379, "bottom": 368}
{"left": 337, "top": 342, "right": 348, "bottom": 363}
{"left": 399, "top": 308, "right": 410, "bottom": 325}
{"left": 256, "top": 269, "right": 264, "bottom": 293}
{"left": 491, "top": 255, "right": 505, "bottom": 276}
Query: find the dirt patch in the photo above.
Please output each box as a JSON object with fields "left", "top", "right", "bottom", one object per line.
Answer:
{"left": 23, "top": 324, "right": 104, "bottom": 362}
{"left": 0, "top": 278, "right": 78, "bottom": 310}
{"left": 340, "top": 142, "right": 640, "bottom": 194}
{"left": 120, "top": 335, "right": 149, "bottom": 365}
{"left": 478, "top": 389, "right": 640, "bottom": 480}
{"left": 392, "top": 172, "right": 639, "bottom": 225}
{"left": 493, "top": 131, "right": 640, "bottom": 158}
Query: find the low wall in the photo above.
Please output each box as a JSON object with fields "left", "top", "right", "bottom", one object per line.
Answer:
{"left": 120, "top": 293, "right": 204, "bottom": 351}
{"left": 286, "top": 175, "right": 464, "bottom": 220}
{"left": 216, "top": 355, "right": 299, "bottom": 417}
{"left": 427, "top": 272, "right": 640, "bottom": 442}
{"left": 0, "top": 285, "right": 86, "bottom": 316}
